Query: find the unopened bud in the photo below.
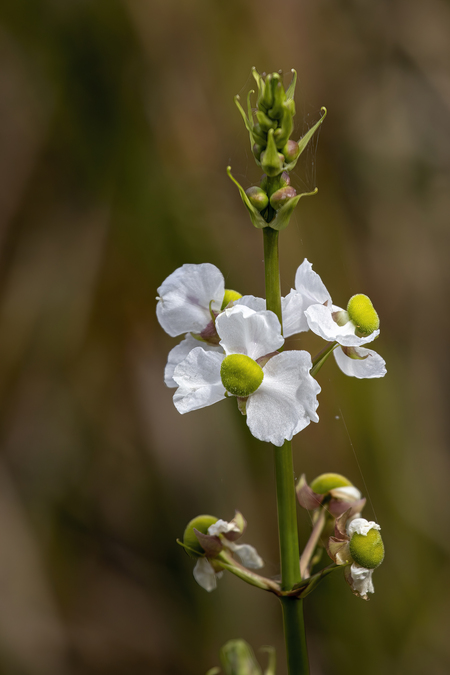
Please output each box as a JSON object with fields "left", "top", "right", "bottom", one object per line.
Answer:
{"left": 310, "top": 472, "right": 353, "bottom": 495}
{"left": 283, "top": 140, "right": 301, "bottom": 163}
{"left": 183, "top": 515, "right": 218, "bottom": 558}
{"left": 261, "top": 128, "right": 285, "bottom": 177}
{"left": 252, "top": 143, "right": 264, "bottom": 161}
{"left": 245, "top": 186, "right": 269, "bottom": 212}
{"left": 270, "top": 186, "right": 297, "bottom": 210}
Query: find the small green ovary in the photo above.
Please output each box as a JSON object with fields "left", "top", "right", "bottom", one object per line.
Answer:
{"left": 347, "top": 294, "right": 380, "bottom": 336}
{"left": 183, "top": 514, "right": 218, "bottom": 558}
{"left": 310, "top": 472, "right": 353, "bottom": 494}
{"left": 221, "top": 289, "right": 243, "bottom": 310}
{"left": 221, "top": 354, "right": 264, "bottom": 397}
{"left": 350, "top": 529, "right": 385, "bottom": 569}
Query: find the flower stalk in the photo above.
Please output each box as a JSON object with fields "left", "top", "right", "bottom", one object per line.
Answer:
{"left": 264, "top": 225, "right": 309, "bottom": 674}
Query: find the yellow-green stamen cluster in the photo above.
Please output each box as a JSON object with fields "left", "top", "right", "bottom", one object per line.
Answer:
{"left": 347, "top": 294, "right": 380, "bottom": 337}
{"left": 221, "top": 289, "right": 242, "bottom": 310}
{"left": 220, "top": 354, "right": 264, "bottom": 397}
{"left": 310, "top": 472, "right": 353, "bottom": 495}
{"left": 349, "top": 528, "right": 385, "bottom": 569}
{"left": 183, "top": 515, "right": 218, "bottom": 558}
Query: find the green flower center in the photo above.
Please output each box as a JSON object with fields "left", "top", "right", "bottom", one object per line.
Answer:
{"left": 347, "top": 294, "right": 380, "bottom": 337}
{"left": 350, "top": 528, "right": 385, "bottom": 569}
{"left": 221, "top": 289, "right": 243, "bottom": 310}
{"left": 310, "top": 472, "right": 353, "bottom": 495}
{"left": 220, "top": 354, "right": 264, "bottom": 397}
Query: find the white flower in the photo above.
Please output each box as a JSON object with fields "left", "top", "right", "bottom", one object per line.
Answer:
{"left": 193, "top": 558, "right": 223, "bottom": 592}
{"left": 291, "top": 259, "right": 386, "bottom": 379}
{"left": 156, "top": 264, "right": 239, "bottom": 387}
{"left": 173, "top": 305, "right": 320, "bottom": 447}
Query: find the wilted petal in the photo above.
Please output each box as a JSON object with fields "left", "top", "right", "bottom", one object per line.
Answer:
{"left": 194, "top": 529, "right": 223, "bottom": 556}
{"left": 334, "top": 346, "right": 386, "bottom": 379}
{"left": 246, "top": 351, "right": 320, "bottom": 447}
{"left": 193, "top": 558, "right": 219, "bottom": 592}
{"left": 347, "top": 518, "right": 381, "bottom": 537}
{"left": 327, "top": 538, "right": 351, "bottom": 565}
{"left": 156, "top": 263, "right": 224, "bottom": 337}
{"left": 305, "top": 304, "right": 380, "bottom": 347}
{"left": 221, "top": 511, "right": 247, "bottom": 541}
{"left": 164, "top": 335, "right": 223, "bottom": 387}
{"left": 346, "top": 563, "right": 375, "bottom": 599}
{"left": 330, "top": 486, "right": 362, "bottom": 501}
{"left": 227, "top": 542, "right": 264, "bottom": 569}
{"left": 173, "top": 348, "right": 225, "bottom": 413}
{"left": 294, "top": 259, "right": 332, "bottom": 306}
{"left": 208, "top": 519, "right": 240, "bottom": 537}
{"left": 216, "top": 305, "right": 284, "bottom": 361}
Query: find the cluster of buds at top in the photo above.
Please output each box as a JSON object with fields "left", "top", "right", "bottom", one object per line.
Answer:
{"left": 229, "top": 68, "right": 326, "bottom": 231}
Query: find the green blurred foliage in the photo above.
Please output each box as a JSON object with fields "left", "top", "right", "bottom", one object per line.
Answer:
{"left": 0, "top": 0, "right": 449, "bottom": 673}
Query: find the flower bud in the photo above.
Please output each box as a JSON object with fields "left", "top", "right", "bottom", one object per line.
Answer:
{"left": 347, "top": 294, "right": 380, "bottom": 337}
{"left": 310, "top": 472, "right": 353, "bottom": 495}
{"left": 183, "top": 515, "right": 218, "bottom": 558}
{"left": 270, "top": 186, "right": 297, "bottom": 210}
{"left": 260, "top": 128, "right": 284, "bottom": 177}
{"left": 282, "top": 140, "right": 300, "bottom": 163}
{"left": 245, "top": 186, "right": 269, "bottom": 212}
{"left": 255, "top": 110, "right": 277, "bottom": 132}
{"left": 252, "top": 143, "right": 264, "bottom": 161}
{"left": 220, "top": 354, "right": 264, "bottom": 397}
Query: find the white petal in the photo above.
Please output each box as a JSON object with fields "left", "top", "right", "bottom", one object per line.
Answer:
{"left": 281, "top": 290, "right": 309, "bottom": 337}
{"left": 237, "top": 293, "right": 308, "bottom": 338}
{"left": 305, "top": 304, "right": 380, "bottom": 347}
{"left": 226, "top": 542, "right": 264, "bottom": 569}
{"left": 156, "top": 263, "right": 224, "bottom": 337}
{"left": 294, "top": 259, "right": 332, "bottom": 307}
{"left": 333, "top": 346, "right": 387, "bottom": 379}
{"left": 234, "top": 295, "right": 266, "bottom": 312}
{"left": 350, "top": 564, "right": 375, "bottom": 596}
{"left": 246, "top": 351, "right": 321, "bottom": 447}
{"left": 347, "top": 518, "right": 381, "bottom": 537}
{"left": 193, "top": 558, "right": 219, "bottom": 592}
{"left": 164, "top": 335, "right": 223, "bottom": 387}
{"left": 173, "top": 348, "right": 225, "bottom": 413}
{"left": 330, "top": 486, "right": 362, "bottom": 501}
{"left": 208, "top": 519, "right": 240, "bottom": 536}
{"left": 215, "top": 305, "right": 284, "bottom": 361}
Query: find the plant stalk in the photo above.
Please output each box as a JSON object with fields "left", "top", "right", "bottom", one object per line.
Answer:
{"left": 263, "top": 226, "right": 309, "bottom": 675}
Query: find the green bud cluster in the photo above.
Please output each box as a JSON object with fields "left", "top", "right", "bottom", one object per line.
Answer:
{"left": 230, "top": 68, "right": 326, "bottom": 231}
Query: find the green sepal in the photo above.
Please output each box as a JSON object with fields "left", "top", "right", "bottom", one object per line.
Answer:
{"left": 268, "top": 80, "right": 285, "bottom": 119}
{"left": 234, "top": 94, "right": 255, "bottom": 149}
{"left": 284, "top": 107, "right": 327, "bottom": 172}
{"left": 256, "top": 110, "right": 277, "bottom": 132}
{"left": 252, "top": 67, "right": 268, "bottom": 112}
{"left": 274, "top": 103, "right": 294, "bottom": 149}
{"left": 269, "top": 187, "right": 318, "bottom": 231}
{"left": 285, "top": 68, "right": 297, "bottom": 101}
{"left": 227, "top": 167, "right": 268, "bottom": 229}
{"left": 262, "top": 73, "right": 275, "bottom": 111}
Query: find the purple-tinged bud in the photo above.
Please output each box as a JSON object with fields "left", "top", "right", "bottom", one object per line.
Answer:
{"left": 282, "top": 140, "right": 300, "bottom": 163}
{"left": 270, "top": 186, "right": 297, "bottom": 210}
{"left": 245, "top": 186, "right": 269, "bottom": 211}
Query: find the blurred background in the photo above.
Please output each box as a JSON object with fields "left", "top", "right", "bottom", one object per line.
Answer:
{"left": 0, "top": 0, "right": 449, "bottom": 673}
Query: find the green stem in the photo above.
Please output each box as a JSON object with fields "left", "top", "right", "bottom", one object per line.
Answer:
{"left": 311, "top": 341, "right": 338, "bottom": 378}
{"left": 263, "top": 226, "right": 309, "bottom": 675}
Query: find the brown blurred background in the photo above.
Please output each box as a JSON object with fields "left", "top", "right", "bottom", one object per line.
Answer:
{"left": 0, "top": 0, "right": 449, "bottom": 673}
